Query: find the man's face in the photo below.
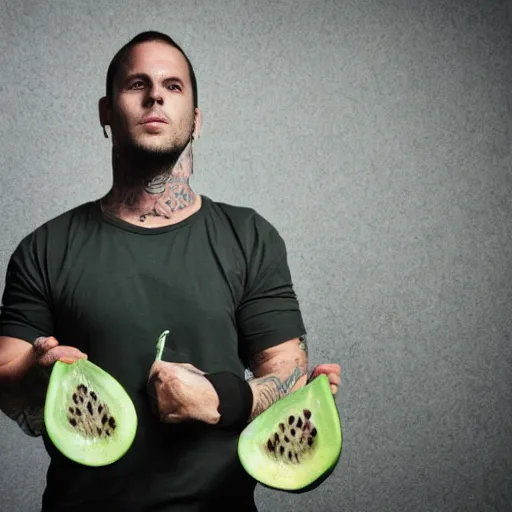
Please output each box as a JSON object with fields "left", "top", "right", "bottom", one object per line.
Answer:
{"left": 109, "top": 41, "right": 197, "bottom": 157}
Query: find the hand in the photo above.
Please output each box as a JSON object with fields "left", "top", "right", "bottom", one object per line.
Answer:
{"left": 33, "top": 336, "right": 88, "bottom": 367}
{"left": 147, "top": 361, "right": 221, "bottom": 425}
{"left": 309, "top": 363, "right": 341, "bottom": 395}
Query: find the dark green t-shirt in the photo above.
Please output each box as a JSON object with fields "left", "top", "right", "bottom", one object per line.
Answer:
{"left": 0, "top": 195, "right": 306, "bottom": 511}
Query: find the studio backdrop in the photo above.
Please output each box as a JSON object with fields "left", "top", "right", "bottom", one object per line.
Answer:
{"left": 1, "top": 1, "right": 511, "bottom": 511}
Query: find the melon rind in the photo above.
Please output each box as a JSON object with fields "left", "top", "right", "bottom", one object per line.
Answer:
{"left": 44, "top": 359, "right": 138, "bottom": 467}
{"left": 237, "top": 374, "right": 342, "bottom": 492}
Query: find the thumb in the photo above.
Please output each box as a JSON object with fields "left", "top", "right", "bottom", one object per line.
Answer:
{"left": 33, "top": 336, "right": 59, "bottom": 356}
{"left": 38, "top": 346, "right": 88, "bottom": 368}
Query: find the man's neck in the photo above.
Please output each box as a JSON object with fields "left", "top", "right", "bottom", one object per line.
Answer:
{"left": 100, "top": 142, "right": 200, "bottom": 227}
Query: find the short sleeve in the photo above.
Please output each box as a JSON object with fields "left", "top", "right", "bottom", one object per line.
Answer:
{"left": 0, "top": 231, "right": 54, "bottom": 343}
{"left": 236, "top": 217, "right": 306, "bottom": 356}
{"left": 0, "top": 231, "right": 54, "bottom": 437}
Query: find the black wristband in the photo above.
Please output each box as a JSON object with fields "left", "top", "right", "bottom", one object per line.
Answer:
{"left": 204, "top": 372, "right": 253, "bottom": 430}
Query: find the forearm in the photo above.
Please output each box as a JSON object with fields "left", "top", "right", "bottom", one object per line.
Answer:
{"left": 0, "top": 339, "right": 48, "bottom": 422}
{"left": 0, "top": 338, "right": 36, "bottom": 383}
{"left": 0, "top": 357, "right": 49, "bottom": 403}
{"left": 0, "top": 360, "right": 49, "bottom": 437}
{"left": 0, "top": 355, "right": 37, "bottom": 386}
{"left": 247, "top": 336, "right": 309, "bottom": 421}
{"left": 247, "top": 365, "right": 307, "bottom": 421}
{"left": 0, "top": 353, "right": 38, "bottom": 413}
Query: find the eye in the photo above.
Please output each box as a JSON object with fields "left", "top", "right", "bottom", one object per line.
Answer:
{"left": 167, "top": 83, "right": 182, "bottom": 92}
{"left": 129, "top": 80, "right": 145, "bottom": 89}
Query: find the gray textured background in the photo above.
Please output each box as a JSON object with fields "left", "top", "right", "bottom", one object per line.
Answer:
{"left": 1, "top": 0, "right": 512, "bottom": 511}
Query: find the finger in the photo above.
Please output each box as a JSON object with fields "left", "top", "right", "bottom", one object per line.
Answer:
{"left": 312, "top": 363, "right": 341, "bottom": 374}
{"left": 329, "top": 373, "right": 341, "bottom": 387}
{"left": 58, "top": 354, "right": 88, "bottom": 364}
{"left": 330, "top": 383, "right": 339, "bottom": 394}
{"left": 149, "top": 361, "right": 164, "bottom": 373}
{"left": 153, "top": 361, "right": 205, "bottom": 376}
{"left": 147, "top": 371, "right": 162, "bottom": 390}
{"left": 179, "top": 363, "right": 205, "bottom": 375}
{"left": 163, "top": 413, "right": 183, "bottom": 424}
{"left": 33, "top": 336, "right": 59, "bottom": 356}
{"left": 146, "top": 375, "right": 160, "bottom": 415}
{"left": 310, "top": 363, "right": 341, "bottom": 379}
{"left": 38, "top": 346, "right": 87, "bottom": 367}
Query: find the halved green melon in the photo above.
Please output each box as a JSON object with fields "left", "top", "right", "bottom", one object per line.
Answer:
{"left": 44, "top": 359, "right": 137, "bottom": 467}
{"left": 238, "top": 374, "right": 342, "bottom": 492}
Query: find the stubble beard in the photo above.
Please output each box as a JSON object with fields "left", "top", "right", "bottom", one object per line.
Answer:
{"left": 117, "top": 135, "right": 189, "bottom": 187}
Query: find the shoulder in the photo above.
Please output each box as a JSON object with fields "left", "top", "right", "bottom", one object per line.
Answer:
{"left": 203, "top": 197, "right": 288, "bottom": 277}
{"left": 4, "top": 202, "right": 96, "bottom": 290}
{"left": 205, "top": 196, "right": 283, "bottom": 245}
{"left": 9, "top": 201, "right": 97, "bottom": 256}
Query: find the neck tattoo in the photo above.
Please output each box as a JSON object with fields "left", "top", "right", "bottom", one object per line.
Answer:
{"left": 101, "top": 142, "right": 196, "bottom": 223}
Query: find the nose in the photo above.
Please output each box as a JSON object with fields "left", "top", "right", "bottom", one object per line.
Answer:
{"left": 144, "top": 85, "right": 164, "bottom": 106}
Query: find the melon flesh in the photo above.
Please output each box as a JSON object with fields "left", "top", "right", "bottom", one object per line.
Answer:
{"left": 44, "top": 359, "right": 137, "bottom": 467}
{"left": 237, "top": 374, "right": 342, "bottom": 491}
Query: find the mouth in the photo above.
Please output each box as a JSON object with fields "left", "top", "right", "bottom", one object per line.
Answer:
{"left": 141, "top": 116, "right": 168, "bottom": 125}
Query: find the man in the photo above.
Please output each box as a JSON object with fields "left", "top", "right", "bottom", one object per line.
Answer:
{"left": 0, "top": 31, "right": 341, "bottom": 511}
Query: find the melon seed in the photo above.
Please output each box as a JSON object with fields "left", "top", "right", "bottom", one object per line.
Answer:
{"left": 64, "top": 384, "right": 121, "bottom": 440}
{"left": 265, "top": 407, "right": 319, "bottom": 464}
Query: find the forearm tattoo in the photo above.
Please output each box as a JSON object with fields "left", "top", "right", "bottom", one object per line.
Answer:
{"left": 248, "top": 365, "right": 306, "bottom": 420}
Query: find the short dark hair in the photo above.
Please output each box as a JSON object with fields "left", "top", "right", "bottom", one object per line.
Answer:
{"left": 105, "top": 31, "right": 198, "bottom": 108}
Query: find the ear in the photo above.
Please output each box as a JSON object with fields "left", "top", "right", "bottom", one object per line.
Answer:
{"left": 98, "top": 96, "right": 110, "bottom": 128}
{"left": 192, "top": 108, "right": 203, "bottom": 140}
